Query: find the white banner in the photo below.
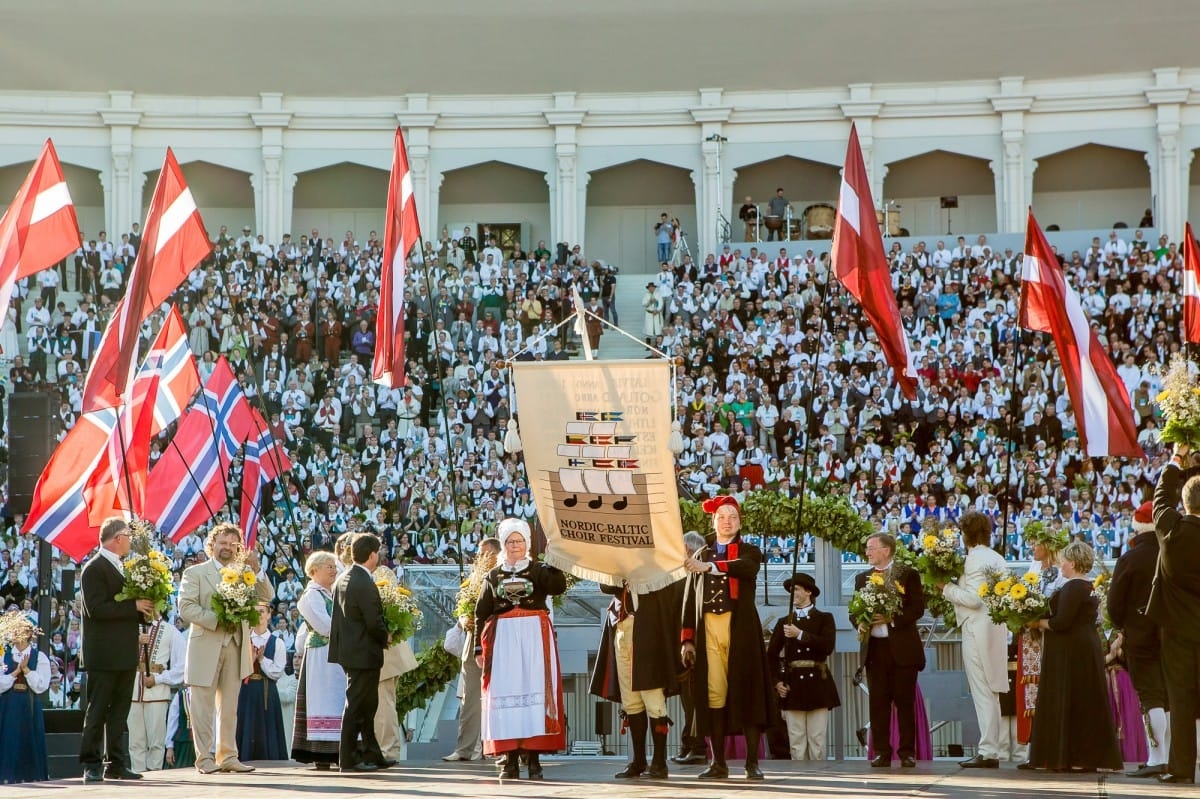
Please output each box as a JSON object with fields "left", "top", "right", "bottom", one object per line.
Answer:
{"left": 511, "top": 359, "right": 685, "bottom": 592}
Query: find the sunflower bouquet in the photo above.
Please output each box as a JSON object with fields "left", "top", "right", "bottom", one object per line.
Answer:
{"left": 113, "top": 519, "right": 175, "bottom": 614}
{"left": 375, "top": 566, "right": 422, "bottom": 642}
{"left": 917, "top": 525, "right": 965, "bottom": 586}
{"left": 212, "top": 553, "right": 261, "bottom": 631}
{"left": 979, "top": 568, "right": 1049, "bottom": 634}
{"left": 1155, "top": 353, "right": 1200, "bottom": 449}
{"left": 1092, "top": 570, "right": 1113, "bottom": 631}
{"left": 848, "top": 571, "right": 904, "bottom": 642}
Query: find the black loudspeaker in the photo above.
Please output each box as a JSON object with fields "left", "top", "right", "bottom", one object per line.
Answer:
{"left": 940, "top": 195, "right": 959, "bottom": 209}
{"left": 594, "top": 701, "right": 612, "bottom": 736}
{"left": 60, "top": 568, "right": 77, "bottom": 603}
{"left": 7, "top": 392, "right": 57, "bottom": 515}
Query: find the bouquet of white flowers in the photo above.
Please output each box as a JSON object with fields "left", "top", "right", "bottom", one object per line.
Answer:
{"left": 114, "top": 519, "right": 175, "bottom": 614}
{"left": 374, "top": 567, "right": 422, "bottom": 642}
{"left": 1156, "top": 353, "right": 1200, "bottom": 449}
{"left": 212, "top": 553, "right": 261, "bottom": 632}
{"left": 848, "top": 571, "right": 905, "bottom": 642}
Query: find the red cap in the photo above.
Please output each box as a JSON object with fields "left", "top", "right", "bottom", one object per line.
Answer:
{"left": 1132, "top": 501, "right": 1154, "bottom": 533}
{"left": 702, "top": 495, "right": 741, "bottom": 515}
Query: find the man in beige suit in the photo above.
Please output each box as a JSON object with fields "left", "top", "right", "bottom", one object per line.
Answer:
{"left": 376, "top": 637, "right": 415, "bottom": 761}
{"left": 179, "top": 524, "right": 275, "bottom": 774}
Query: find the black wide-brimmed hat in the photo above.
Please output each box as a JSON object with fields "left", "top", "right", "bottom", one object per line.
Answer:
{"left": 783, "top": 572, "right": 820, "bottom": 599}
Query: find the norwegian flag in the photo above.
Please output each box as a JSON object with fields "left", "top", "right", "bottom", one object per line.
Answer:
{"left": 830, "top": 124, "right": 918, "bottom": 400}
{"left": 83, "top": 149, "right": 211, "bottom": 413}
{"left": 240, "top": 408, "right": 292, "bottom": 547}
{"left": 1183, "top": 222, "right": 1200, "bottom": 344}
{"left": 144, "top": 357, "right": 256, "bottom": 542}
{"left": 372, "top": 127, "right": 421, "bottom": 388}
{"left": 80, "top": 308, "right": 198, "bottom": 526}
{"left": 26, "top": 309, "right": 200, "bottom": 560}
{"left": 0, "top": 139, "right": 81, "bottom": 334}
{"left": 1018, "top": 210, "right": 1143, "bottom": 459}
{"left": 23, "top": 409, "right": 116, "bottom": 561}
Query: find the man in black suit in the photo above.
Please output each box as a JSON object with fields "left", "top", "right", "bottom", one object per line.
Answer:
{"left": 329, "top": 533, "right": 392, "bottom": 772}
{"left": 79, "top": 518, "right": 155, "bottom": 783}
{"left": 1109, "top": 501, "right": 1171, "bottom": 779}
{"left": 1148, "top": 443, "right": 1200, "bottom": 784}
{"left": 855, "top": 532, "right": 925, "bottom": 769}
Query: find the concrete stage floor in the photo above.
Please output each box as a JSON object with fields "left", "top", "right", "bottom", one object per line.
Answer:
{"left": 10, "top": 758, "right": 1195, "bottom": 798}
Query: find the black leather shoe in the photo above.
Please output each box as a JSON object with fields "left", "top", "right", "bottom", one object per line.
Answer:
{"left": 870, "top": 755, "right": 890, "bottom": 768}
{"left": 697, "top": 763, "right": 728, "bottom": 779}
{"left": 1016, "top": 761, "right": 1037, "bottom": 770}
{"left": 614, "top": 763, "right": 645, "bottom": 779}
{"left": 1158, "top": 773, "right": 1195, "bottom": 784}
{"left": 83, "top": 768, "right": 104, "bottom": 783}
{"left": 645, "top": 763, "right": 669, "bottom": 779}
{"left": 1126, "top": 763, "right": 1165, "bottom": 778}
{"left": 745, "top": 763, "right": 764, "bottom": 780}
{"left": 372, "top": 759, "right": 397, "bottom": 769}
{"left": 900, "top": 756, "right": 917, "bottom": 768}
{"left": 959, "top": 755, "right": 999, "bottom": 769}
{"left": 349, "top": 762, "right": 378, "bottom": 772}
{"left": 104, "top": 768, "right": 143, "bottom": 780}
{"left": 673, "top": 752, "right": 708, "bottom": 765}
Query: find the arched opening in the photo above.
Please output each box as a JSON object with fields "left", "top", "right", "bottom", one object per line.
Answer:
{"left": 731, "top": 155, "right": 840, "bottom": 242}
{"left": 1032, "top": 144, "right": 1150, "bottom": 231}
{"left": 883, "top": 150, "right": 996, "bottom": 237}
{"left": 143, "top": 160, "right": 253, "bottom": 240}
{"left": 439, "top": 161, "right": 549, "bottom": 261}
{"left": 0, "top": 160, "right": 104, "bottom": 241}
{"left": 586, "top": 159, "right": 695, "bottom": 275}
{"left": 292, "top": 162, "right": 388, "bottom": 247}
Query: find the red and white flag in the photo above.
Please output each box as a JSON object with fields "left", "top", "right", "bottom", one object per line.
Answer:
{"left": 1183, "top": 222, "right": 1200, "bottom": 344}
{"left": 0, "top": 139, "right": 81, "bottom": 333}
{"left": 372, "top": 127, "right": 421, "bottom": 388}
{"left": 1018, "top": 210, "right": 1143, "bottom": 459}
{"left": 830, "top": 124, "right": 917, "bottom": 400}
{"left": 82, "top": 148, "right": 211, "bottom": 413}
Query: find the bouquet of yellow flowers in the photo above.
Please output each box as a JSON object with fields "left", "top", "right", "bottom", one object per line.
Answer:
{"left": 848, "top": 571, "right": 904, "bottom": 642}
{"left": 212, "top": 553, "right": 261, "bottom": 631}
{"left": 1092, "top": 570, "right": 1112, "bottom": 631}
{"left": 979, "top": 568, "right": 1049, "bottom": 635}
{"left": 1155, "top": 353, "right": 1200, "bottom": 449}
{"left": 113, "top": 519, "right": 175, "bottom": 614}
{"left": 917, "top": 526, "right": 965, "bottom": 586}
{"left": 374, "top": 567, "right": 422, "bottom": 642}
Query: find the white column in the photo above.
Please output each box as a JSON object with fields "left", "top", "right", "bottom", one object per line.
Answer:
{"left": 992, "top": 78, "right": 1034, "bottom": 233}
{"left": 692, "top": 89, "right": 732, "bottom": 255}
{"left": 252, "top": 94, "right": 291, "bottom": 244}
{"left": 841, "top": 84, "right": 883, "bottom": 204}
{"left": 546, "top": 96, "right": 586, "bottom": 248}
{"left": 99, "top": 91, "right": 142, "bottom": 238}
{"left": 1183, "top": 150, "right": 1195, "bottom": 236}
{"left": 577, "top": 172, "right": 590, "bottom": 255}
{"left": 1146, "top": 71, "right": 1189, "bottom": 240}
{"left": 398, "top": 95, "right": 439, "bottom": 242}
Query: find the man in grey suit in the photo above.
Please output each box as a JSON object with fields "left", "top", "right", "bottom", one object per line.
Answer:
{"left": 330, "top": 533, "right": 392, "bottom": 772}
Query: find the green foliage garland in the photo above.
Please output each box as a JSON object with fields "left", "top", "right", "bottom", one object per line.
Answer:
{"left": 394, "top": 644, "right": 461, "bottom": 718}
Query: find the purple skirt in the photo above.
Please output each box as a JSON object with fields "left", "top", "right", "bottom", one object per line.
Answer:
{"left": 866, "top": 683, "right": 934, "bottom": 761}
{"left": 1108, "top": 666, "right": 1147, "bottom": 764}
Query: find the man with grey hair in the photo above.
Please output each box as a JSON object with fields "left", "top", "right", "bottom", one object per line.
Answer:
{"left": 1147, "top": 442, "right": 1200, "bottom": 784}
{"left": 80, "top": 518, "right": 156, "bottom": 783}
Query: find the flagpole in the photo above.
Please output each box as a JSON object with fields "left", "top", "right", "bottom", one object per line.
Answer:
{"left": 785, "top": 269, "right": 836, "bottom": 616}
{"left": 413, "top": 239, "right": 466, "bottom": 579}
{"left": 238, "top": 316, "right": 305, "bottom": 553}
{"left": 1000, "top": 306, "right": 1025, "bottom": 554}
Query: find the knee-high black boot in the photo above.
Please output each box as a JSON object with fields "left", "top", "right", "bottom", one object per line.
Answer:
{"left": 744, "top": 725, "right": 764, "bottom": 780}
{"left": 615, "top": 712, "right": 648, "bottom": 778}
{"left": 647, "top": 716, "right": 671, "bottom": 779}
{"left": 698, "top": 710, "right": 728, "bottom": 779}
{"left": 526, "top": 752, "right": 543, "bottom": 780}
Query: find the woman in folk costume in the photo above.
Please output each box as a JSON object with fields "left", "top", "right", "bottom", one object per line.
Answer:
{"left": 291, "top": 551, "right": 346, "bottom": 770}
{"left": 0, "top": 613, "right": 50, "bottom": 783}
{"left": 1015, "top": 523, "right": 1069, "bottom": 751}
{"left": 766, "top": 573, "right": 840, "bottom": 761}
{"left": 474, "top": 518, "right": 568, "bottom": 781}
{"left": 589, "top": 575, "right": 685, "bottom": 779}
{"left": 235, "top": 604, "right": 288, "bottom": 760}
{"left": 680, "top": 495, "right": 773, "bottom": 780}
